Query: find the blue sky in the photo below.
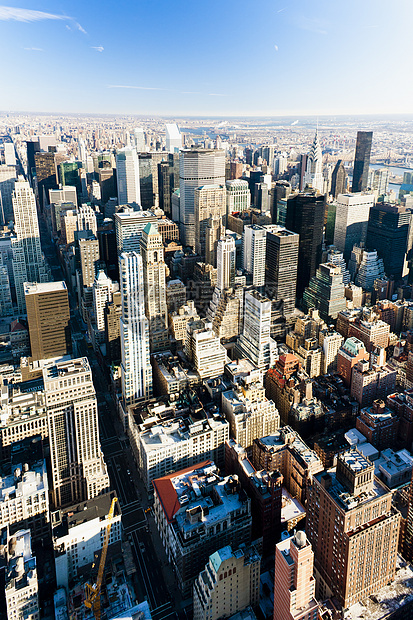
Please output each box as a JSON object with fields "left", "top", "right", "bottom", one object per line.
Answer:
{"left": 0, "top": 0, "right": 412, "bottom": 116}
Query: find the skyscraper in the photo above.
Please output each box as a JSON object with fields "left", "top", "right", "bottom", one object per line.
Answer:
{"left": 237, "top": 290, "right": 276, "bottom": 371}
{"left": 194, "top": 184, "right": 226, "bottom": 261}
{"left": 25, "top": 281, "right": 71, "bottom": 361}
{"left": 119, "top": 252, "right": 152, "bottom": 408}
{"left": 226, "top": 179, "right": 251, "bottom": 216}
{"left": 333, "top": 192, "right": 374, "bottom": 260}
{"left": 330, "top": 159, "right": 346, "bottom": 198}
{"left": 44, "top": 357, "right": 110, "bottom": 508}
{"left": 242, "top": 225, "right": 267, "bottom": 287}
{"left": 34, "top": 151, "right": 58, "bottom": 209}
{"left": 352, "top": 131, "right": 373, "bottom": 193}
{"left": 306, "top": 448, "right": 400, "bottom": 609}
{"left": 140, "top": 223, "right": 169, "bottom": 352}
{"left": 302, "top": 263, "right": 347, "bottom": 322}
{"left": 0, "top": 164, "right": 16, "bottom": 224}
{"left": 116, "top": 147, "right": 141, "bottom": 206}
{"left": 179, "top": 149, "right": 225, "bottom": 248}
{"left": 12, "top": 178, "right": 49, "bottom": 312}
{"left": 273, "top": 532, "right": 319, "bottom": 620}
{"left": 366, "top": 203, "right": 413, "bottom": 279}
{"left": 216, "top": 236, "right": 236, "bottom": 291}
{"left": 114, "top": 207, "right": 157, "bottom": 255}
{"left": 303, "top": 131, "right": 324, "bottom": 193}
{"left": 79, "top": 234, "right": 100, "bottom": 288}
{"left": 92, "top": 270, "right": 113, "bottom": 338}
{"left": 165, "top": 123, "right": 181, "bottom": 153}
{"left": 285, "top": 191, "right": 325, "bottom": 300}
{"left": 265, "top": 225, "right": 299, "bottom": 316}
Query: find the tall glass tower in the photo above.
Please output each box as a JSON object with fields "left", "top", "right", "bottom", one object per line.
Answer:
{"left": 351, "top": 131, "right": 373, "bottom": 193}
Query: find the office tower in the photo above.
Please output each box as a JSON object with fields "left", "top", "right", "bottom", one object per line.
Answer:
{"left": 337, "top": 337, "right": 369, "bottom": 385}
{"left": 303, "top": 263, "right": 346, "bottom": 322}
{"left": 352, "top": 131, "right": 373, "bottom": 193}
{"left": 243, "top": 225, "right": 266, "bottom": 287}
{"left": 79, "top": 234, "right": 100, "bottom": 287}
{"left": 366, "top": 203, "right": 413, "bottom": 279}
{"left": 49, "top": 186, "right": 78, "bottom": 209}
{"left": 273, "top": 532, "right": 319, "bottom": 620}
{"left": 99, "top": 167, "right": 116, "bottom": 205}
{"left": 273, "top": 152, "right": 288, "bottom": 176}
{"left": 170, "top": 300, "right": 199, "bottom": 344}
{"left": 44, "top": 358, "right": 110, "bottom": 508}
{"left": 333, "top": 193, "right": 374, "bottom": 260}
{"left": 194, "top": 184, "right": 226, "bottom": 261}
{"left": 166, "top": 278, "right": 186, "bottom": 313}
{"left": 319, "top": 329, "right": 344, "bottom": 374}
{"left": 179, "top": 148, "right": 225, "bottom": 247}
{"left": 193, "top": 545, "right": 260, "bottom": 620}
{"left": 265, "top": 225, "right": 299, "bottom": 316}
{"left": 303, "top": 131, "right": 324, "bottom": 193}
{"left": 53, "top": 491, "right": 122, "bottom": 592}
{"left": 105, "top": 291, "right": 122, "bottom": 363}
{"left": 330, "top": 159, "right": 346, "bottom": 198}
{"left": 59, "top": 161, "right": 81, "bottom": 197}
{"left": 205, "top": 214, "right": 225, "bottom": 267}
{"left": 26, "top": 139, "right": 40, "bottom": 181}
{"left": 12, "top": 179, "right": 49, "bottom": 312}
{"left": 25, "top": 281, "right": 71, "bottom": 361}
{"left": 270, "top": 180, "right": 291, "bottom": 224}
{"left": 5, "top": 529, "right": 40, "bottom": 620}
{"left": 153, "top": 462, "right": 252, "bottom": 597}
{"left": 326, "top": 247, "right": 351, "bottom": 284}
{"left": 238, "top": 290, "right": 276, "bottom": 371}
{"left": 158, "top": 161, "right": 171, "bottom": 216}
{"left": 165, "top": 123, "right": 181, "bottom": 152}
{"left": 354, "top": 249, "right": 386, "bottom": 291}
{"left": 226, "top": 179, "right": 251, "bottom": 216}
{"left": 92, "top": 270, "right": 113, "bottom": 337}
{"left": 0, "top": 255, "right": 12, "bottom": 316}
{"left": 186, "top": 319, "right": 227, "bottom": 379}
{"left": 34, "top": 151, "right": 58, "bottom": 208}
{"left": 140, "top": 223, "right": 168, "bottom": 352}
{"left": 306, "top": 448, "right": 400, "bottom": 608}
{"left": 0, "top": 164, "right": 16, "bottom": 224}
{"left": 134, "top": 127, "right": 145, "bottom": 151}
{"left": 77, "top": 203, "right": 97, "bottom": 236}
{"left": 217, "top": 235, "right": 236, "bottom": 290}
{"left": 285, "top": 191, "right": 325, "bottom": 300}
{"left": 114, "top": 207, "right": 157, "bottom": 255}
{"left": 368, "top": 167, "right": 389, "bottom": 195}
{"left": 229, "top": 161, "right": 243, "bottom": 180}
{"left": 4, "top": 142, "right": 16, "bottom": 166}
{"left": 116, "top": 147, "right": 141, "bottom": 205}
{"left": 119, "top": 252, "right": 152, "bottom": 407}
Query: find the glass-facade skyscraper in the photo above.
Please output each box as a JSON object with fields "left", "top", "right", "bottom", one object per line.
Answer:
{"left": 351, "top": 131, "right": 373, "bottom": 193}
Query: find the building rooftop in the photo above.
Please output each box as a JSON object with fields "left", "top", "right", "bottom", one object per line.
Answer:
{"left": 315, "top": 466, "right": 388, "bottom": 512}
{"left": 281, "top": 488, "right": 305, "bottom": 525}
{"left": 24, "top": 280, "right": 67, "bottom": 296}
{"left": 53, "top": 491, "right": 120, "bottom": 539}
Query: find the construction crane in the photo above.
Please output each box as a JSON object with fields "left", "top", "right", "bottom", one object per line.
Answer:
{"left": 84, "top": 496, "right": 118, "bottom": 620}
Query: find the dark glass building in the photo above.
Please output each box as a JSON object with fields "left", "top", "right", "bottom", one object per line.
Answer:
{"left": 285, "top": 191, "right": 325, "bottom": 300}
{"left": 34, "top": 151, "right": 58, "bottom": 209}
{"left": 265, "top": 226, "right": 299, "bottom": 316}
{"left": 351, "top": 131, "right": 373, "bottom": 193}
{"left": 330, "top": 160, "right": 346, "bottom": 198}
{"left": 59, "top": 161, "right": 82, "bottom": 197}
{"left": 366, "top": 203, "right": 413, "bottom": 279}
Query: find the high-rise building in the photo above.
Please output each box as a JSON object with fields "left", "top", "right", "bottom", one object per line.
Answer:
{"left": 134, "top": 127, "right": 145, "bottom": 152}
{"left": 34, "top": 151, "right": 58, "bottom": 208}
{"left": 92, "top": 270, "right": 113, "bottom": 337}
{"left": 226, "top": 179, "right": 251, "bottom": 216}
{"left": 119, "top": 252, "right": 152, "bottom": 407}
{"left": 242, "top": 225, "right": 266, "bottom": 287}
{"left": 352, "top": 131, "right": 373, "bottom": 193}
{"left": 303, "top": 263, "right": 347, "bottom": 322}
{"left": 237, "top": 290, "right": 277, "bottom": 371}
{"left": 205, "top": 214, "right": 225, "bottom": 267}
{"left": 59, "top": 161, "right": 81, "bottom": 197}
{"left": 140, "top": 223, "right": 169, "bottom": 352}
{"left": 25, "top": 281, "right": 71, "bottom": 361}
{"left": 285, "top": 191, "right": 325, "bottom": 300}
{"left": 179, "top": 149, "right": 225, "bottom": 248}
{"left": 12, "top": 178, "right": 49, "bottom": 312}
{"left": 333, "top": 193, "right": 374, "bottom": 260}
{"left": 186, "top": 319, "right": 227, "bottom": 379}
{"left": 193, "top": 545, "right": 260, "bottom": 620}
{"left": 366, "top": 203, "right": 413, "bottom": 279}
{"left": 217, "top": 235, "right": 236, "bottom": 291}
{"left": 114, "top": 207, "right": 157, "bottom": 255}
{"left": 273, "top": 531, "right": 319, "bottom": 620}
{"left": 5, "top": 529, "right": 40, "bottom": 620}
{"left": 265, "top": 225, "right": 299, "bottom": 316}
{"left": 105, "top": 290, "right": 122, "bottom": 363}
{"left": 79, "top": 234, "right": 100, "bottom": 288}
{"left": 368, "top": 167, "right": 390, "bottom": 196}
{"left": 330, "top": 159, "right": 346, "bottom": 198}
{"left": 0, "top": 164, "right": 16, "bottom": 224}
{"left": 165, "top": 123, "right": 182, "bottom": 153}
{"left": 306, "top": 448, "right": 400, "bottom": 608}
{"left": 303, "top": 131, "right": 324, "bottom": 193}
{"left": 116, "top": 147, "right": 141, "bottom": 206}
{"left": 194, "top": 184, "right": 226, "bottom": 261}
{"left": 0, "top": 254, "right": 12, "bottom": 316}
{"left": 77, "top": 203, "right": 97, "bottom": 237}
{"left": 44, "top": 358, "right": 110, "bottom": 508}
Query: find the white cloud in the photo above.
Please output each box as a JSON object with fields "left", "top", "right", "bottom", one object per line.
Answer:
{"left": 208, "top": 93, "right": 227, "bottom": 97}
{"left": 107, "top": 84, "right": 165, "bottom": 91}
{"left": 274, "top": 44, "right": 279, "bottom": 51}
{"left": 0, "top": 6, "right": 87, "bottom": 33}
{"left": 23, "top": 46, "right": 44, "bottom": 51}
{"left": 91, "top": 46, "right": 104, "bottom": 52}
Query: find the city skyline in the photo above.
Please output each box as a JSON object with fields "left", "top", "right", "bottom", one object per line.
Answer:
{"left": 0, "top": 0, "right": 412, "bottom": 116}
